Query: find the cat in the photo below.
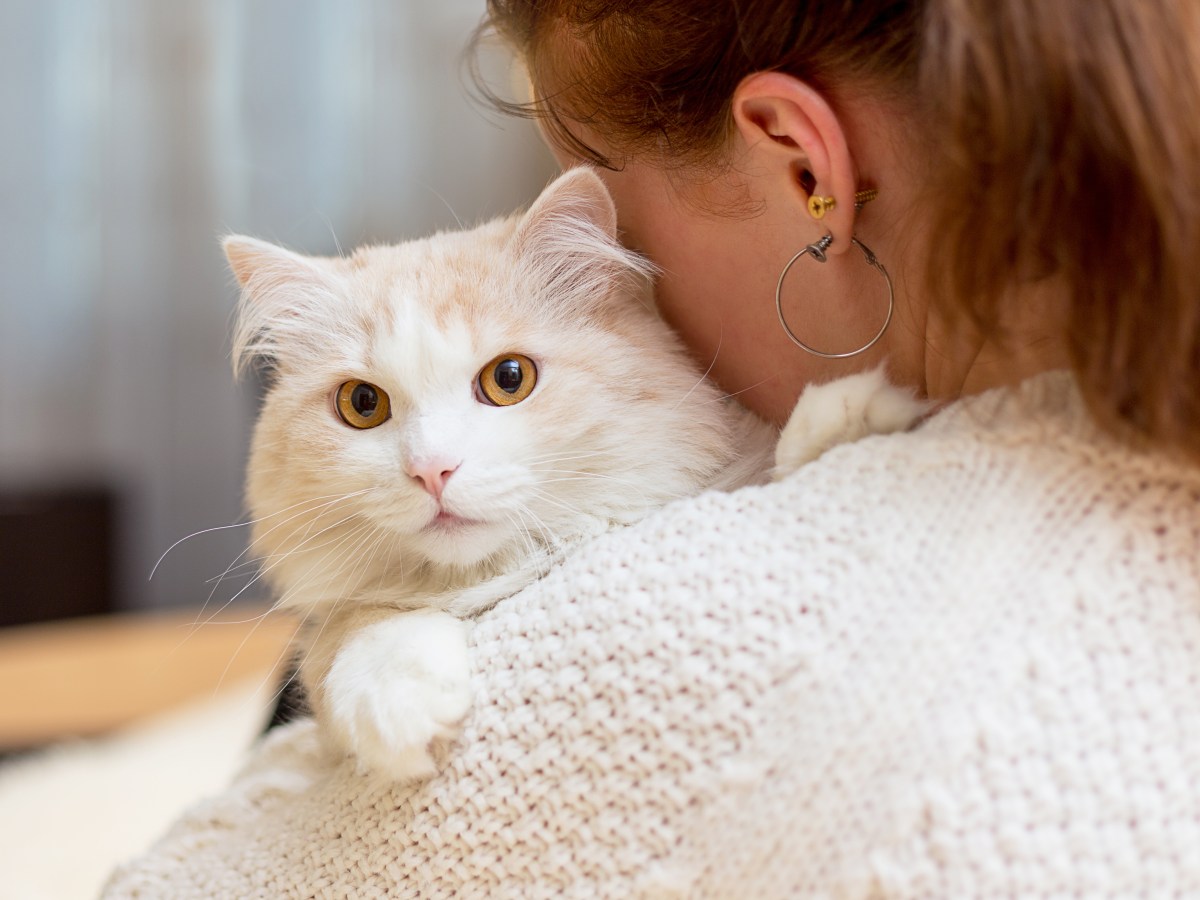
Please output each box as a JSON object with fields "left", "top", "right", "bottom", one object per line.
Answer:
{"left": 224, "top": 167, "right": 925, "bottom": 780}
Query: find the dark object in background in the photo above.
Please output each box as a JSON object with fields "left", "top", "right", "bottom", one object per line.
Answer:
{"left": 0, "top": 487, "right": 117, "bottom": 627}
{"left": 265, "top": 656, "right": 309, "bottom": 732}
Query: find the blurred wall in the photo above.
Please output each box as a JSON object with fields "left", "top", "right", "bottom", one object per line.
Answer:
{"left": 0, "top": 0, "right": 554, "bottom": 613}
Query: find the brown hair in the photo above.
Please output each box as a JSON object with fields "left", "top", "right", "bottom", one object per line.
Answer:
{"left": 475, "top": 0, "right": 1200, "bottom": 461}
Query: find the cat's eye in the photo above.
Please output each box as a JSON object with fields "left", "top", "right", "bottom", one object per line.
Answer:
{"left": 476, "top": 354, "right": 537, "bottom": 407}
{"left": 335, "top": 380, "right": 391, "bottom": 429}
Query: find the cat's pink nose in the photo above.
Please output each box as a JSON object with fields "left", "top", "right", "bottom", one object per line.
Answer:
{"left": 406, "top": 459, "right": 459, "bottom": 501}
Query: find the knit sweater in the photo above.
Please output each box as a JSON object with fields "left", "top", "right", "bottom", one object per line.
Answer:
{"left": 104, "top": 372, "right": 1200, "bottom": 898}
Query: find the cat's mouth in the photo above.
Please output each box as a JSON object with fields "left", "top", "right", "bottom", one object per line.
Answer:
{"left": 426, "top": 509, "right": 483, "bottom": 532}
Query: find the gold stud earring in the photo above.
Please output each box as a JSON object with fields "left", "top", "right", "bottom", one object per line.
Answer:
{"left": 807, "top": 194, "right": 836, "bottom": 219}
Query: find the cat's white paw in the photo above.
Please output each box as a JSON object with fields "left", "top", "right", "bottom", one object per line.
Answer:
{"left": 774, "top": 366, "right": 930, "bottom": 478}
{"left": 324, "top": 608, "right": 472, "bottom": 781}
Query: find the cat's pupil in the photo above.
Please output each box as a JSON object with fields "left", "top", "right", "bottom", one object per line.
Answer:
{"left": 495, "top": 359, "right": 522, "bottom": 393}
{"left": 351, "top": 383, "right": 379, "bottom": 417}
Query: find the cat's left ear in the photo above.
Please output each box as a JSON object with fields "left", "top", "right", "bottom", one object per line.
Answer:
{"left": 513, "top": 167, "right": 655, "bottom": 310}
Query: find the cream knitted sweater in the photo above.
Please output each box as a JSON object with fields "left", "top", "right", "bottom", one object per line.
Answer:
{"left": 105, "top": 373, "right": 1200, "bottom": 898}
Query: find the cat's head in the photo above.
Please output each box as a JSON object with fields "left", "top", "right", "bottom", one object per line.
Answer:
{"left": 226, "top": 168, "right": 742, "bottom": 608}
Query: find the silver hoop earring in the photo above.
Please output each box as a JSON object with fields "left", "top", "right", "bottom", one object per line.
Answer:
{"left": 774, "top": 234, "right": 895, "bottom": 359}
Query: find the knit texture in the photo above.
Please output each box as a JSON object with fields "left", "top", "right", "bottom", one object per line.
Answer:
{"left": 104, "top": 372, "right": 1200, "bottom": 898}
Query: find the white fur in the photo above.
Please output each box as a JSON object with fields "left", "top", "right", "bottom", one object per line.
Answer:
{"left": 773, "top": 365, "right": 930, "bottom": 477}
{"left": 323, "top": 609, "right": 471, "bottom": 781}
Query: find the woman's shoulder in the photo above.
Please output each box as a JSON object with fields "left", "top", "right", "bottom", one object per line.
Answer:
{"left": 465, "top": 370, "right": 1200, "bottom": 895}
{"left": 533, "top": 370, "right": 1198, "bottom": 607}
{"left": 469, "top": 369, "right": 1200, "bottom": 888}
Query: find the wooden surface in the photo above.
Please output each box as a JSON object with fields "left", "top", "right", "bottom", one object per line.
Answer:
{"left": 0, "top": 606, "right": 298, "bottom": 748}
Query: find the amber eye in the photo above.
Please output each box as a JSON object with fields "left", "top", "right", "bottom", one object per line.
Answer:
{"left": 477, "top": 354, "right": 537, "bottom": 406}
{"left": 335, "top": 380, "right": 391, "bottom": 429}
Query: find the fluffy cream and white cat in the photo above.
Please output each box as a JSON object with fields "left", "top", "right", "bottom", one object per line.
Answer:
{"left": 225, "top": 167, "right": 923, "bottom": 780}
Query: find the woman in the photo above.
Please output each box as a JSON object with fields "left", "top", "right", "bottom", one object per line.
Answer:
{"left": 107, "top": 1, "right": 1200, "bottom": 896}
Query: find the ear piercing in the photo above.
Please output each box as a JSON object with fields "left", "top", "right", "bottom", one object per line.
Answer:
{"left": 807, "top": 195, "right": 836, "bottom": 219}
{"left": 852, "top": 188, "right": 878, "bottom": 209}
{"left": 781, "top": 185, "right": 891, "bottom": 358}
{"left": 807, "top": 188, "right": 879, "bottom": 220}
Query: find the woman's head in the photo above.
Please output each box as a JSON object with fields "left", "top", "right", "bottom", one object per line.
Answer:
{"left": 476, "top": 0, "right": 1200, "bottom": 460}
{"left": 482, "top": 0, "right": 922, "bottom": 171}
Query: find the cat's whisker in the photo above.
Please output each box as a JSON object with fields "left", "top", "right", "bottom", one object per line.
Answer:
{"left": 190, "top": 490, "right": 372, "bottom": 624}
{"left": 504, "top": 509, "right": 542, "bottom": 561}
{"left": 707, "top": 375, "right": 776, "bottom": 405}
{"left": 271, "top": 516, "right": 398, "bottom": 617}
{"left": 671, "top": 326, "right": 723, "bottom": 412}
{"left": 150, "top": 522, "right": 254, "bottom": 582}
{"left": 524, "top": 490, "right": 595, "bottom": 536}
{"left": 235, "top": 633, "right": 303, "bottom": 709}
{"left": 204, "top": 558, "right": 266, "bottom": 582}
{"left": 182, "top": 608, "right": 276, "bottom": 628}
{"left": 524, "top": 449, "right": 610, "bottom": 466}
{"left": 207, "top": 513, "right": 364, "bottom": 609}
{"left": 514, "top": 503, "right": 566, "bottom": 555}
{"left": 421, "top": 179, "right": 465, "bottom": 230}
{"left": 152, "top": 489, "right": 369, "bottom": 582}
{"left": 262, "top": 600, "right": 339, "bottom": 719}
{"left": 267, "top": 518, "right": 380, "bottom": 610}
{"left": 211, "top": 607, "right": 278, "bottom": 701}
{"left": 215, "top": 524, "right": 389, "bottom": 700}
{"left": 193, "top": 510, "right": 369, "bottom": 633}
{"left": 526, "top": 456, "right": 615, "bottom": 478}
{"left": 165, "top": 511, "right": 374, "bottom": 666}
{"left": 240, "top": 504, "right": 375, "bottom": 569}
{"left": 322, "top": 212, "right": 345, "bottom": 259}
{"left": 231, "top": 489, "right": 372, "bottom": 568}
{"left": 536, "top": 469, "right": 653, "bottom": 502}
{"left": 376, "top": 526, "right": 400, "bottom": 596}
{"left": 264, "top": 523, "right": 395, "bottom": 713}
{"left": 534, "top": 476, "right": 652, "bottom": 520}
{"left": 226, "top": 624, "right": 302, "bottom": 733}
{"left": 208, "top": 518, "right": 377, "bottom": 583}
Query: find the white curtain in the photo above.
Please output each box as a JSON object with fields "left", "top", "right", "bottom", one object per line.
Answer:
{"left": 0, "top": 0, "right": 553, "bottom": 611}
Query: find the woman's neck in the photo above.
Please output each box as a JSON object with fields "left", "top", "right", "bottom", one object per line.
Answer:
{"left": 920, "top": 275, "right": 1073, "bottom": 403}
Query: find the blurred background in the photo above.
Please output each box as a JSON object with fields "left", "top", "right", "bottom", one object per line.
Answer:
{"left": 0, "top": 0, "right": 555, "bottom": 625}
{"left": 0, "top": 6, "right": 556, "bottom": 889}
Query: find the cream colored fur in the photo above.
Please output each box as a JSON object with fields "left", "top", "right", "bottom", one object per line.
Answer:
{"left": 774, "top": 365, "right": 930, "bottom": 475}
{"left": 224, "top": 168, "right": 923, "bottom": 780}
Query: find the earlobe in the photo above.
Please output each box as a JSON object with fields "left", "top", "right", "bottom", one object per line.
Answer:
{"left": 731, "top": 71, "right": 858, "bottom": 255}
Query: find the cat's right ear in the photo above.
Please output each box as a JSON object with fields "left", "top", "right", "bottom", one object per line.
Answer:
{"left": 223, "top": 235, "right": 340, "bottom": 378}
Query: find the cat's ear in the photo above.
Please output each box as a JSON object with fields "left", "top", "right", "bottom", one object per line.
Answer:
{"left": 513, "top": 167, "right": 655, "bottom": 311}
{"left": 223, "top": 235, "right": 343, "bottom": 377}
{"left": 517, "top": 165, "right": 619, "bottom": 243}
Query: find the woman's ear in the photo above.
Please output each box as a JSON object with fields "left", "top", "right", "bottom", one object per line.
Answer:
{"left": 731, "top": 71, "right": 858, "bottom": 256}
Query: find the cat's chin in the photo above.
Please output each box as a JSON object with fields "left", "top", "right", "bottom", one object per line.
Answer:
{"left": 410, "top": 516, "right": 513, "bottom": 570}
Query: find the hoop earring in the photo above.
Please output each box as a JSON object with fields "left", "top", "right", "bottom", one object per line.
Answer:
{"left": 774, "top": 234, "right": 895, "bottom": 359}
